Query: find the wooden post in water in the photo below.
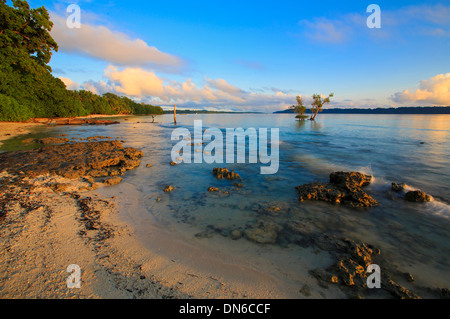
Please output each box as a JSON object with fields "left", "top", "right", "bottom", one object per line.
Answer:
{"left": 174, "top": 104, "right": 177, "bottom": 125}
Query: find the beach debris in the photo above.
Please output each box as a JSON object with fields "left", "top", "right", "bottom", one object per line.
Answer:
{"left": 146, "top": 163, "right": 153, "bottom": 168}
{"left": 170, "top": 161, "right": 178, "bottom": 166}
{"left": 295, "top": 171, "right": 378, "bottom": 208}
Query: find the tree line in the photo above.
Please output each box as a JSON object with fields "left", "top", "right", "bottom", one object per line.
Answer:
{"left": 0, "top": 0, "right": 163, "bottom": 122}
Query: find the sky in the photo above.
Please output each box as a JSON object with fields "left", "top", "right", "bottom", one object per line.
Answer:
{"left": 24, "top": 0, "right": 450, "bottom": 112}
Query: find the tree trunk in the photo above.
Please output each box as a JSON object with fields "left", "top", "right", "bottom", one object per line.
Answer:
{"left": 173, "top": 104, "right": 177, "bottom": 125}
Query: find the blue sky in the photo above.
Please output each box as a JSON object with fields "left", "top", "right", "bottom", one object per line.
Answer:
{"left": 25, "top": 0, "right": 450, "bottom": 111}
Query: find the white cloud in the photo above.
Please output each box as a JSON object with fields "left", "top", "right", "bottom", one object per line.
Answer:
{"left": 58, "top": 76, "right": 80, "bottom": 90}
{"left": 390, "top": 73, "right": 450, "bottom": 106}
{"left": 49, "top": 12, "right": 184, "bottom": 71}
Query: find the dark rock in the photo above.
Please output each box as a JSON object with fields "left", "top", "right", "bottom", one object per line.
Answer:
{"left": 329, "top": 171, "right": 372, "bottom": 191}
{"left": 212, "top": 167, "right": 241, "bottom": 180}
{"left": 392, "top": 182, "right": 406, "bottom": 192}
{"left": 295, "top": 171, "right": 377, "bottom": 207}
{"left": 405, "top": 190, "right": 431, "bottom": 202}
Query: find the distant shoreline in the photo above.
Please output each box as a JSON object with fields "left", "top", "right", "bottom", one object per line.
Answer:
{"left": 274, "top": 106, "right": 450, "bottom": 115}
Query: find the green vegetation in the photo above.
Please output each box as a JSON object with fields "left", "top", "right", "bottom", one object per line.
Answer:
{"left": 310, "top": 93, "right": 334, "bottom": 120}
{"left": 290, "top": 96, "right": 308, "bottom": 120}
{"left": 0, "top": 0, "right": 163, "bottom": 122}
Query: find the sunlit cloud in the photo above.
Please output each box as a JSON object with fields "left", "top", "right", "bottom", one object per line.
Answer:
{"left": 49, "top": 12, "right": 184, "bottom": 72}
{"left": 59, "top": 76, "right": 80, "bottom": 90}
{"left": 390, "top": 73, "right": 450, "bottom": 106}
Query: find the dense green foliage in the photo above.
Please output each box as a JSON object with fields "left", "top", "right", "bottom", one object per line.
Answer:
{"left": 0, "top": 0, "right": 163, "bottom": 122}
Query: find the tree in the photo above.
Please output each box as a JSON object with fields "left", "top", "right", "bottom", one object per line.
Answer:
{"left": 310, "top": 93, "right": 334, "bottom": 120}
{"left": 0, "top": 0, "right": 83, "bottom": 119}
{"left": 290, "top": 95, "right": 308, "bottom": 120}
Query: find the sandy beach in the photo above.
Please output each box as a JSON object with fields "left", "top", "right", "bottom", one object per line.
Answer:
{"left": 0, "top": 122, "right": 44, "bottom": 148}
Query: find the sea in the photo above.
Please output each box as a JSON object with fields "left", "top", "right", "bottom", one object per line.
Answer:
{"left": 4, "top": 113, "right": 449, "bottom": 294}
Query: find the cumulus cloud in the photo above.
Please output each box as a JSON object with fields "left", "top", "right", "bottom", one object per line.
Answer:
{"left": 390, "top": 73, "right": 450, "bottom": 106}
{"left": 70, "top": 65, "right": 296, "bottom": 111}
{"left": 49, "top": 13, "right": 184, "bottom": 71}
{"left": 58, "top": 76, "right": 80, "bottom": 90}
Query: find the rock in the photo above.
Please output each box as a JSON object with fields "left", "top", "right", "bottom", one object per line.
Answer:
{"left": 146, "top": 163, "right": 152, "bottom": 168}
{"left": 392, "top": 182, "right": 406, "bottom": 192}
{"left": 163, "top": 185, "right": 174, "bottom": 193}
{"left": 244, "top": 221, "right": 282, "bottom": 244}
{"left": 103, "top": 176, "right": 122, "bottom": 186}
{"left": 230, "top": 230, "right": 242, "bottom": 240}
{"left": 329, "top": 171, "right": 372, "bottom": 191}
{"left": 299, "top": 284, "right": 311, "bottom": 297}
{"left": 207, "top": 187, "right": 219, "bottom": 192}
{"left": 295, "top": 171, "right": 378, "bottom": 207}
{"left": 212, "top": 167, "right": 241, "bottom": 180}
{"left": 22, "top": 138, "right": 35, "bottom": 144}
{"left": 0, "top": 141, "right": 143, "bottom": 180}
{"left": 38, "top": 137, "right": 69, "bottom": 145}
{"left": 405, "top": 190, "right": 431, "bottom": 202}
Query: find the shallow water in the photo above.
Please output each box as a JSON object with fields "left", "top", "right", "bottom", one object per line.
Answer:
{"left": 7, "top": 113, "right": 450, "bottom": 292}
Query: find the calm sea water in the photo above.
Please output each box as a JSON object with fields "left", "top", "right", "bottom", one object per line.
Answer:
{"left": 6, "top": 113, "right": 449, "bottom": 291}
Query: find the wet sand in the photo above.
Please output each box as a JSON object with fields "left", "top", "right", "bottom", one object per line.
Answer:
{"left": 0, "top": 122, "right": 43, "bottom": 148}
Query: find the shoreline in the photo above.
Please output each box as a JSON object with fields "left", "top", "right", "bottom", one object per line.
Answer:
{"left": 0, "top": 172, "right": 314, "bottom": 299}
{"left": 0, "top": 114, "right": 130, "bottom": 148}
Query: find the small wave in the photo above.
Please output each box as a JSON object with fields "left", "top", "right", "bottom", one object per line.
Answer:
{"left": 369, "top": 177, "right": 450, "bottom": 219}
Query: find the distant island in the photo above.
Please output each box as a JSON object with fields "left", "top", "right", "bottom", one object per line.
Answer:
{"left": 164, "top": 109, "right": 262, "bottom": 114}
{"left": 274, "top": 106, "right": 450, "bottom": 115}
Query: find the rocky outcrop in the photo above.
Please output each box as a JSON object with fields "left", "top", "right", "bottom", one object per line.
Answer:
{"left": 309, "top": 237, "right": 421, "bottom": 299}
{"left": 405, "top": 190, "right": 431, "bottom": 202}
{"left": 212, "top": 167, "right": 241, "bottom": 180}
{"left": 0, "top": 140, "right": 143, "bottom": 180}
{"left": 295, "top": 172, "right": 378, "bottom": 208}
